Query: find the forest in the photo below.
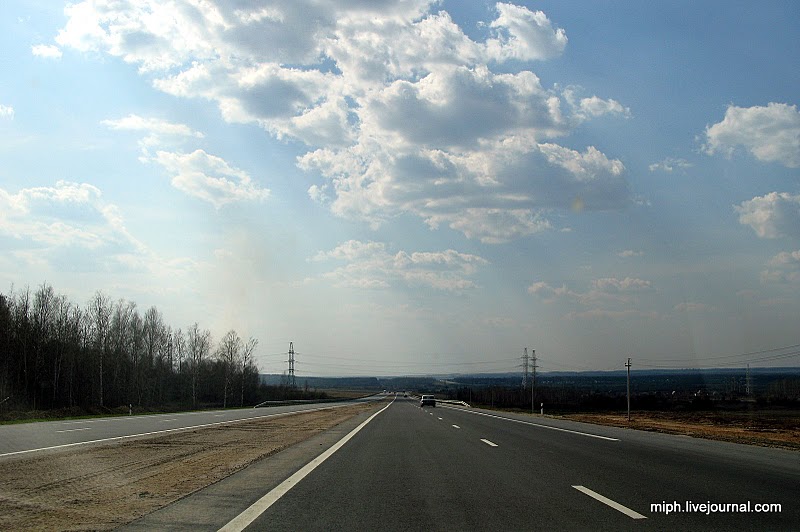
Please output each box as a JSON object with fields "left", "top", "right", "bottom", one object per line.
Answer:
{"left": 0, "top": 282, "right": 262, "bottom": 415}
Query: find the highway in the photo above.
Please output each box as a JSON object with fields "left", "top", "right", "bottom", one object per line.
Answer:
{"left": 124, "top": 395, "right": 799, "bottom": 530}
{"left": 0, "top": 395, "right": 382, "bottom": 458}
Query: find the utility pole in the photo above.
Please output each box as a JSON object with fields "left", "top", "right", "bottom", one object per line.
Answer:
{"left": 531, "top": 349, "right": 537, "bottom": 414}
{"left": 625, "top": 357, "right": 632, "bottom": 421}
{"left": 522, "top": 348, "right": 528, "bottom": 389}
{"left": 288, "top": 342, "right": 296, "bottom": 388}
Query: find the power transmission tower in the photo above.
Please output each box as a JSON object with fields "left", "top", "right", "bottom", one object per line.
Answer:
{"left": 625, "top": 357, "right": 632, "bottom": 421}
{"left": 288, "top": 342, "right": 296, "bottom": 388}
{"left": 522, "top": 348, "right": 529, "bottom": 388}
{"left": 746, "top": 363, "right": 751, "bottom": 396}
{"left": 531, "top": 349, "right": 537, "bottom": 413}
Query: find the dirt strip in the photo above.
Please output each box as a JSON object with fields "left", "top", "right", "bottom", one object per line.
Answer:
{"left": 0, "top": 401, "right": 383, "bottom": 531}
{"left": 559, "top": 411, "right": 800, "bottom": 450}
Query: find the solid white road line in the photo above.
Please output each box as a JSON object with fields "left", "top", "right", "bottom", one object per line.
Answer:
{"left": 452, "top": 425, "right": 461, "bottom": 429}
{"left": 440, "top": 405, "right": 619, "bottom": 441}
{"left": 572, "top": 485, "right": 647, "bottom": 519}
{"left": 0, "top": 402, "right": 370, "bottom": 459}
{"left": 218, "top": 398, "right": 395, "bottom": 532}
{"left": 55, "top": 428, "right": 91, "bottom": 433}
{"left": 480, "top": 438, "right": 498, "bottom": 447}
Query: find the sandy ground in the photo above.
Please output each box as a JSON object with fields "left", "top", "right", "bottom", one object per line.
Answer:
{"left": 560, "top": 410, "right": 800, "bottom": 450}
{"left": 0, "top": 401, "right": 382, "bottom": 531}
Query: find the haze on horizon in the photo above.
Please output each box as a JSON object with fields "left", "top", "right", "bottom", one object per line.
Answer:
{"left": 1, "top": 1, "right": 799, "bottom": 376}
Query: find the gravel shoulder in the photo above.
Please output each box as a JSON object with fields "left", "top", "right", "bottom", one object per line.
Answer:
{"left": 0, "top": 401, "right": 383, "bottom": 531}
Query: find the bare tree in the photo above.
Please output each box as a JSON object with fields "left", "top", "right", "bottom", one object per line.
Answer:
{"left": 143, "top": 306, "right": 165, "bottom": 404}
{"left": 87, "top": 292, "right": 112, "bottom": 407}
{"left": 217, "top": 330, "right": 242, "bottom": 408}
{"left": 241, "top": 337, "right": 258, "bottom": 407}
{"left": 186, "top": 323, "right": 211, "bottom": 409}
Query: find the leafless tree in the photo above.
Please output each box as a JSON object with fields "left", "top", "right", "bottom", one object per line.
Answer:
{"left": 241, "top": 337, "right": 258, "bottom": 407}
{"left": 87, "top": 291, "right": 112, "bottom": 407}
{"left": 186, "top": 323, "right": 211, "bottom": 409}
{"left": 217, "top": 330, "right": 242, "bottom": 408}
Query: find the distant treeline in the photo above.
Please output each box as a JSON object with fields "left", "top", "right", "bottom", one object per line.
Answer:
{"left": 0, "top": 283, "right": 262, "bottom": 413}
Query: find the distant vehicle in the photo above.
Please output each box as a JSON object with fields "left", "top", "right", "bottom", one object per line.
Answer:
{"left": 420, "top": 394, "right": 436, "bottom": 407}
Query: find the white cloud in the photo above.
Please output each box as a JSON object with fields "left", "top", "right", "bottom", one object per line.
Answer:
{"left": 674, "top": 302, "right": 713, "bottom": 312}
{"left": 53, "top": 1, "right": 631, "bottom": 242}
{"left": 0, "top": 104, "right": 14, "bottom": 120}
{"left": 485, "top": 3, "right": 567, "bottom": 61}
{"left": 0, "top": 180, "right": 151, "bottom": 273}
{"left": 704, "top": 102, "right": 800, "bottom": 168}
{"left": 761, "top": 250, "right": 800, "bottom": 284}
{"left": 103, "top": 114, "right": 205, "bottom": 158}
{"left": 153, "top": 149, "right": 270, "bottom": 209}
{"left": 31, "top": 44, "right": 62, "bottom": 58}
{"left": 103, "top": 115, "right": 267, "bottom": 207}
{"left": 648, "top": 157, "right": 693, "bottom": 173}
{"left": 426, "top": 208, "right": 552, "bottom": 244}
{"left": 592, "top": 277, "right": 652, "bottom": 293}
{"left": 102, "top": 114, "right": 204, "bottom": 139}
{"left": 563, "top": 87, "right": 630, "bottom": 122}
{"left": 528, "top": 277, "right": 653, "bottom": 312}
{"left": 735, "top": 192, "right": 800, "bottom": 239}
{"left": 312, "top": 240, "right": 488, "bottom": 291}
{"left": 618, "top": 249, "right": 643, "bottom": 258}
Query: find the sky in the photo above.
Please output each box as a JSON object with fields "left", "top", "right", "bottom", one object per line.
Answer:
{"left": 1, "top": 1, "right": 799, "bottom": 376}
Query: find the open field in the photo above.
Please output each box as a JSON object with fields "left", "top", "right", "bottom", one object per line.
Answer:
{"left": 0, "top": 401, "right": 382, "bottom": 531}
{"left": 559, "top": 409, "right": 800, "bottom": 450}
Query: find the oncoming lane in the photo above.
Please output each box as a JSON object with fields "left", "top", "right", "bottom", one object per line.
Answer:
{"left": 0, "top": 395, "right": 386, "bottom": 458}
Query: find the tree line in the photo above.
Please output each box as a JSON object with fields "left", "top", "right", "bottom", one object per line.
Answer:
{"left": 0, "top": 283, "right": 260, "bottom": 413}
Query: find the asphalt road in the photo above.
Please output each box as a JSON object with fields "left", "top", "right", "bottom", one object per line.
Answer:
{"left": 0, "top": 395, "right": 382, "bottom": 458}
{"left": 128, "top": 395, "right": 799, "bottom": 531}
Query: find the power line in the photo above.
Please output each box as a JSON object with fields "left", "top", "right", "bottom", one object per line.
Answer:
{"left": 638, "top": 343, "right": 800, "bottom": 364}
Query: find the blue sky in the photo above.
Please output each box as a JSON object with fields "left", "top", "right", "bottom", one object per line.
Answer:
{"left": 1, "top": 1, "right": 799, "bottom": 376}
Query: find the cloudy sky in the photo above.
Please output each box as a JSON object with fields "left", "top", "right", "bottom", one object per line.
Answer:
{"left": 2, "top": 1, "right": 799, "bottom": 376}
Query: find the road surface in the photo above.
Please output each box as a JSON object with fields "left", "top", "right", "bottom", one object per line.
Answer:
{"left": 125, "top": 395, "right": 799, "bottom": 530}
{"left": 0, "top": 395, "right": 382, "bottom": 458}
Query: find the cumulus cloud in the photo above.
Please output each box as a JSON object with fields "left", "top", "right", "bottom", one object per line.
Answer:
{"left": 528, "top": 276, "right": 654, "bottom": 316}
{"left": 154, "top": 150, "right": 270, "bottom": 208}
{"left": 103, "top": 115, "right": 268, "bottom": 207}
{"left": 103, "top": 114, "right": 205, "bottom": 158}
{"left": 617, "top": 249, "right": 643, "bottom": 258}
{"left": 0, "top": 180, "right": 147, "bottom": 271}
{"left": 592, "top": 277, "right": 651, "bottom": 293}
{"left": 31, "top": 44, "right": 62, "bottom": 58}
{"left": 761, "top": 250, "right": 800, "bottom": 284}
{"left": 485, "top": 3, "right": 567, "bottom": 61}
{"left": 52, "top": 1, "right": 631, "bottom": 241}
{"left": 674, "top": 302, "right": 713, "bottom": 312}
{"left": 704, "top": 103, "right": 800, "bottom": 168}
{"left": 312, "top": 240, "right": 488, "bottom": 291}
{"left": 735, "top": 192, "right": 800, "bottom": 239}
{"left": 102, "top": 114, "right": 204, "bottom": 139}
{"left": 648, "top": 157, "right": 693, "bottom": 173}
{"left": 0, "top": 104, "right": 14, "bottom": 120}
